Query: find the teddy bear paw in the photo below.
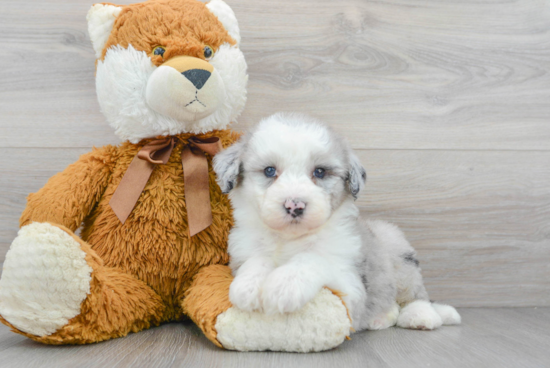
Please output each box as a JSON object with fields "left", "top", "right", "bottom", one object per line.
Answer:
{"left": 0, "top": 222, "right": 92, "bottom": 337}
{"left": 216, "top": 288, "right": 351, "bottom": 352}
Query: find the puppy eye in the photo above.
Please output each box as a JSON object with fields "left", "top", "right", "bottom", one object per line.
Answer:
{"left": 153, "top": 46, "right": 166, "bottom": 57}
{"left": 203, "top": 45, "right": 214, "bottom": 60}
{"left": 313, "top": 168, "right": 326, "bottom": 179}
{"left": 264, "top": 167, "right": 277, "bottom": 178}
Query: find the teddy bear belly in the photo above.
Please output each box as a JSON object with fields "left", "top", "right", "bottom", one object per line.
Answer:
{"left": 80, "top": 188, "right": 231, "bottom": 319}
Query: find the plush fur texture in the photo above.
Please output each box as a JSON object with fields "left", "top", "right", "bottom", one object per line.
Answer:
{"left": 1, "top": 131, "right": 239, "bottom": 344}
{"left": 96, "top": 42, "right": 247, "bottom": 142}
{"left": 93, "top": 0, "right": 248, "bottom": 142}
{"left": 213, "top": 113, "right": 461, "bottom": 332}
{"left": 205, "top": 0, "right": 241, "bottom": 46}
{"left": 87, "top": 4, "right": 122, "bottom": 58}
{"left": 216, "top": 288, "right": 351, "bottom": 352}
{"left": 0, "top": 0, "right": 250, "bottom": 346}
{"left": 0, "top": 223, "right": 92, "bottom": 337}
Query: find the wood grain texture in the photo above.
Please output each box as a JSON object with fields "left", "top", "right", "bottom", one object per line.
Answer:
{"left": 0, "top": 148, "right": 90, "bottom": 252}
{"left": 236, "top": 0, "right": 550, "bottom": 150}
{"left": 0, "top": 0, "right": 549, "bottom": 149}
{"left": 1, "top": 148, "right": 548, "bottom": 307}
{"left": 0, "top": 308, "right": 549, "bottom": 368}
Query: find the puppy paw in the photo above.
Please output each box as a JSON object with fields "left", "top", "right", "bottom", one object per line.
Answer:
{"left": 396, "top": 300, "right": 442, "bottom": 330}
{"left": 367, "top": 302, "right": 400, "bottom": 330}
{"left": 261, "top": 268, "right": 317, "bottom": 314}
{"left": 229, "top": 274, "right": 263, "bottom": 312}
{"left": 432, "top": 303, "right": 461, "bottom": 325}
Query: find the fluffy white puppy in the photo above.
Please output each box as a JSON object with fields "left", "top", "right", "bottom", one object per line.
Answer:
{"left": 213, "top": 113, "right": 461, "bottom": 331}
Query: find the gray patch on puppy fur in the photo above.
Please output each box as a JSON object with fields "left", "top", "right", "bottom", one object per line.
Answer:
{"left": 357, "top": 258, "right": 369, "bottom": 289}
{"left": 402, "top": 252, "right": 420, "bottom": 267}
{"left": 347, "top": 152, "right": 367, "bottom": 199}
{"left": 213, "top": 139, "right": 246, "bottom": 193}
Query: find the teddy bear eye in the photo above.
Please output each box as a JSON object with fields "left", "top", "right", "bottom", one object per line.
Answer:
{"left": 153, "top": 46, "right": 166, "bottom": 57}
{"left": 203, "top": 45, "right": 214, "bottom": 60}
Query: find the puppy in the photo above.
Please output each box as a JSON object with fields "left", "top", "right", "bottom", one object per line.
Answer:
{"left": 213, "top": 113, "right": 461, "bottom": 331}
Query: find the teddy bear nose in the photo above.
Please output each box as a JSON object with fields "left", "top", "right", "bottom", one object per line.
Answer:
{"left": 182, "top": 69, "right": 211, "bottom": 90}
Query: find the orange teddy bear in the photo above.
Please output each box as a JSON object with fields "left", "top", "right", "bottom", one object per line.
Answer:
{"left": 0, "top": 0, "right": 351, "bottom": 352}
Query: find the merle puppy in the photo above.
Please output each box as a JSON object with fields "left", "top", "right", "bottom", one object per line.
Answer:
{"left": 213, "top": 113, "right": 460, "bottom": 331}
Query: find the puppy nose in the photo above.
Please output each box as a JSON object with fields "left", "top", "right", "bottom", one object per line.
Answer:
{"left": 284, "top": 199, "right": 306, "bottom": 218}
{"left": 182, "top": 69, "right": 211, "bottom": 90}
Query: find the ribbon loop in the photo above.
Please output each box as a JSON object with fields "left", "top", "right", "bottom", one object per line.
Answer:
{"left": 189, "top": 137, "right": 223, "bottom": 157}
{"left": 109, "top": 136, "right": 222, "bottom": 236}
{"left": 137, "top": 137, "right": 174, "bottom": 164}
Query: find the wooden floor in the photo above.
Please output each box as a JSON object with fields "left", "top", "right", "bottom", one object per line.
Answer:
{"left": 0, "top": 308, "right": 548, "bottom": 368}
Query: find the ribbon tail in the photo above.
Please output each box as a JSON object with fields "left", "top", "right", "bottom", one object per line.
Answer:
{"left": 109, "top": 155, "right": 156, "bottom": 224}
{"left": 181, "top": 146, "right": 212, "bottom": 236}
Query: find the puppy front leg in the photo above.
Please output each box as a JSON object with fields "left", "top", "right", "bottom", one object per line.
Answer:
{"left": 262, "top": 253, "right": 332, "bottom": 314}
{"left": 229, "top": 256, "right": 275, "bottom": 312}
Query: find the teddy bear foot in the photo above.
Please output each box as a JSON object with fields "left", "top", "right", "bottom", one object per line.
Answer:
{"left": 0, "top": 222, "right": 93, "bottom": 337}
{"left": 214, "top": 288, "right": 351, "bottom": 352}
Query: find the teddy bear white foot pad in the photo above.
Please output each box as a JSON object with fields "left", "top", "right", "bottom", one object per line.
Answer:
{"left": 215, "top": 288, "right": 351, "bottom": 353}
{"left": 0, "top": 223, "right": 92, "bottom": 336}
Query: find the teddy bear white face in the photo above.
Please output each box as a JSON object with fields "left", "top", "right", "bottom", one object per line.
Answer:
{"left": 145, "top": 53, "right": 223, "bottom": 122}
{"left": 88, "top": 0, "right": 248, "bottom": 143}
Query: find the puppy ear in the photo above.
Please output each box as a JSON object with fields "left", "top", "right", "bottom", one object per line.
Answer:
{"left": 213, "top": 140, "right": 245, "bottom": 193}
{"left": 347, "top": 151, "right": 367, "bottom": 200}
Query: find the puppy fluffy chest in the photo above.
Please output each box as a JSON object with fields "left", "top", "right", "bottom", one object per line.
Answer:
{"left": 267, "top": 236, "right": 318, "bottom": 267}
{"left": 259, "top": 224, "right": 363, "bottom": 268}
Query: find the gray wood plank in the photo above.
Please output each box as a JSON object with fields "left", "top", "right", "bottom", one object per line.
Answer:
{"left": 236, "top": 0, "right": 550, "bottom": 151}
{"left": 0, "top": 308, "right": 548, "bottom": 368}
{"left": 0, "top": 0, "right": 120, "bottom": 148}
{"left": 0, "top": 0, "right": 549, "bottom": 149}
{"left": 1, "top": 148, "right": 548, "bottom": 307}
{"left": 0, "top": 148, "right": 90, "bottom": 254}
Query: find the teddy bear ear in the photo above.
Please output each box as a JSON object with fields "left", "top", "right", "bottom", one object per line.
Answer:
{"left": 86, "top": 4, "right": 123, "bottom": 58}
{"left": 206, "top": 0, "right": 241, "bottom": 46}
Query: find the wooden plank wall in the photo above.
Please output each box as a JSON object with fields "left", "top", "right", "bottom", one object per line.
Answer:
{"left": 0, "top": 0, "right": 548, "bottom": 307}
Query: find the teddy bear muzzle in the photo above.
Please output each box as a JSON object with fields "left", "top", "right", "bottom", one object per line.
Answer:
{"left": 145, "top": 55, "right": 223, "bottom": 123}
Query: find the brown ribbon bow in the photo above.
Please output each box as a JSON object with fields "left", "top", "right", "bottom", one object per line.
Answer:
{"left": 109, "top": 136, "right": 223, "bottom": 236}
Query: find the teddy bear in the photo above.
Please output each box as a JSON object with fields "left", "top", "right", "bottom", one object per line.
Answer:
{"left": 0, "top": 0, "right": 351, "bottom": 352}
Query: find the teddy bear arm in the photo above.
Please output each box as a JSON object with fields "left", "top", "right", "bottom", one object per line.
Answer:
{"left": 20, "top": 146, "right": 117, "bottom": 231}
